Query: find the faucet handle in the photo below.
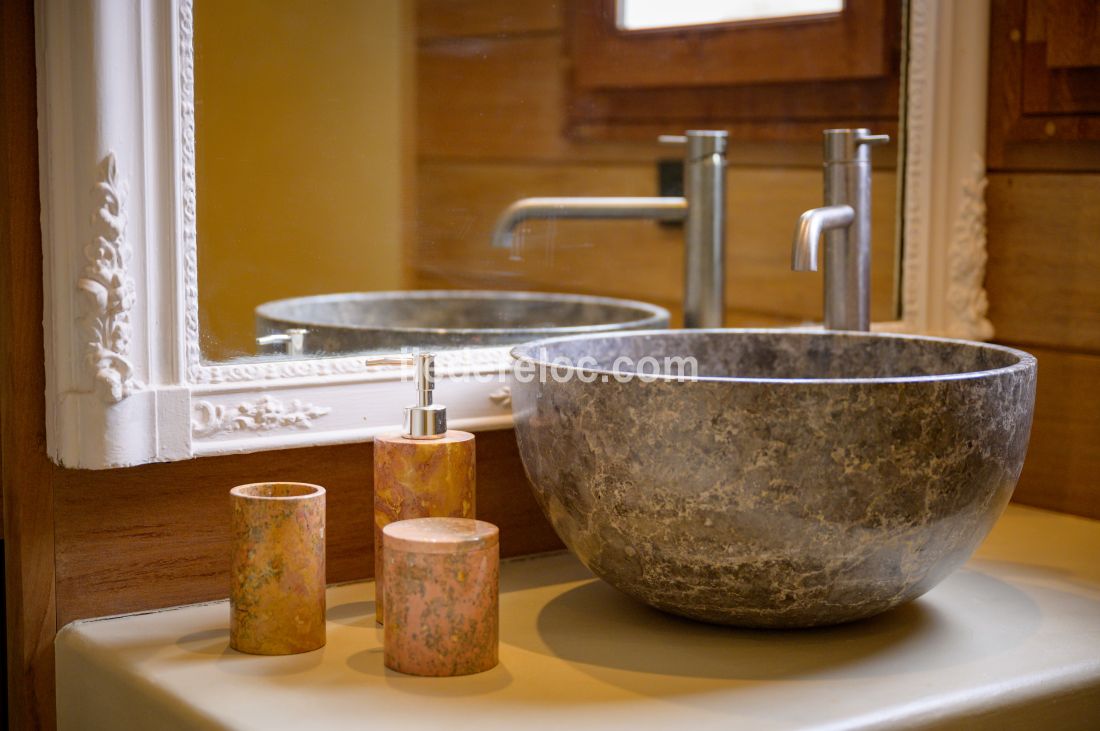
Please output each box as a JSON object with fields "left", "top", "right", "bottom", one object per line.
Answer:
{"left": 658, "top": 131, "right": 728, "bottom": 159}
{"left": 824, "top": 129, "right": 889, "bottom": 163}
{"left": 856, "top": 132, "right": 890, "bottom": 147}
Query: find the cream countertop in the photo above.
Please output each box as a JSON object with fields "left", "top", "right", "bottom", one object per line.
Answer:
{"left": 56, "top": 504, "right": 1100, "bottom": 730}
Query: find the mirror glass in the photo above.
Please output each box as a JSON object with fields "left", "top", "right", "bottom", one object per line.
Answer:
{"left": 194, "top": 0, "right": 903, "bottom": 363}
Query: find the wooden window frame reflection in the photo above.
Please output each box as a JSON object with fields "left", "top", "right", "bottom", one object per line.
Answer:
{"left": 613, "top": 0, "right": 846, "bottom": 35}
{"left": 566, "top": 0, "right": 903, "bottom": 143}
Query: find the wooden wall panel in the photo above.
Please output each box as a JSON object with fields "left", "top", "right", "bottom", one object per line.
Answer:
{"left": 417, "top": 35, "right": 666, "bottom": 164}
{"left": 414, "top": 265, "right": 805, "bottom": 329}
{"left": 984, "top": 171, "right": 1100, "bottom": 520}
{"left": 986, "top": 172, "right": 1100, "bottom": 353}
{"left": 1009, "top": 346, "right": 1100, "bottom": 519}
{"left": 417, "top": 0, "right": 561, "bottom": 40}
{"left": 54, "top": 429, "right": 560, "bottom": 627}
{"left": 0, "top": 0, "right": 58, "bottom": 726}
{"left": 417, "top": 31, "right": 888, "bottom": 167}
{"left": 415, "top": 2, "right": 900, "bottom": 329}
{"left": 416, "top": 161, "right": 683, "bottom": 296}
{"left": 983, "top": 3, "right": 1100, "bottom": 520}
{"left": 415, "top": 161, "right": 898, "bottom": 323}
{"left": 1043, "top": 0, "right": 1100, "bottom": 69}
{"left": 988, "top": 0, "right": 1100, "bottom": 170}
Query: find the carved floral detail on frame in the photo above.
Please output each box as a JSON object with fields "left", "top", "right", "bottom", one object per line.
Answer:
{"left": 946, "top": 156, "right": 994, "bottom": 340}
{"left": 179, "top": 0, "right": 203, "bottom": 381}
{"left": 77, "top": 154, "right": 142, "bottom": 403}
{"left": 191, "top": 396, "right": 333, "bottom": 438}
{"left": 488, "top": 386, "right": 512, "bottom": 409}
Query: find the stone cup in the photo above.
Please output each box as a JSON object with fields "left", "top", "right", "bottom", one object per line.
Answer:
{"left": 229, "top": 482, "right": 326, "bottom": 655}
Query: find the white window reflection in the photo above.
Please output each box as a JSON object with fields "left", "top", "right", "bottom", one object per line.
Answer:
{"left": 618, "top": 0, "right": 844, "bottom": 31}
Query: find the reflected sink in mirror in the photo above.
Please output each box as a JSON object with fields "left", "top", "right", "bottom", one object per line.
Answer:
{"left": 255, "top": 291, "right": 669, "bottom": 356}
{"left": 511, "top": 330, "right": 1037, "bottom": 628}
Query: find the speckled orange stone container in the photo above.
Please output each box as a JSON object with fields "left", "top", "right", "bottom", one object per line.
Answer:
{"left": 383, "top": 518, "right": 499, "bottom": 676}
{"left": 374, "top": 431, "right": 475, "bottom": 624}
{"left": 230, "top": 482, "right": 326, "bottom": 655}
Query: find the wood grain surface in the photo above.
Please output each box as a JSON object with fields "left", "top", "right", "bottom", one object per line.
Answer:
{"left": 413, "top": 161, "right": 898, "bottom": 323}
{"left": 1, "top": 0, "right": 58, "bottom": 726}
{"left": 417, "top": 0, "right": 560, "bottom": 40}
{"left": 1008, "top": 346, "right": 1100, "bottom": 519}
{"left": 986, "top": 172, "right": 1100, "bottom": 353}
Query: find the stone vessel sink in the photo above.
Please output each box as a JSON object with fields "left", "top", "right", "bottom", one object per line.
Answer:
{"left": 256, "top": 290, "right": 669, "bottom": 354}
{"left": 510, "top": 330, "right": 1037, "bottom": 628}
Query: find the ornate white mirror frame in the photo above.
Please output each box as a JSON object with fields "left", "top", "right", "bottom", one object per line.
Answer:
{"left": 36, "top": 0, "right": 993, "bottom": 469}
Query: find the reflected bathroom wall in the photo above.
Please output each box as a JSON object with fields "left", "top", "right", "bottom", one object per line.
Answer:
{"left": 195, "top": 0, "right": 413, "bottom": 361}
{"left": 412, "top": 1, "right": 899, "bottom": 328}
{"left": 195, "top": 0, "right": 901, "bottom": 362}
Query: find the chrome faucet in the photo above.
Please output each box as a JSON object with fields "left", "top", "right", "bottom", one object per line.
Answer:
{"left": 792, "top": 128, "right": 889, "bottom": 331}
{"left": 491, "top": 130, "right": 728, "bottom": 328}
{"left": 257, "top": 328, "right": 308, "bottom": 357}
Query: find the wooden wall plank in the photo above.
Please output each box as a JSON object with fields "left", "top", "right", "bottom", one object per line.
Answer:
{"left": 413, "top": 267, "right": 807, "bottom": 328}
{"left": 417, "top": 33, "right": 858, "bottom": 167}
{"left": 54, "top": 430, "right": 560, "bottom": 626}
{"left": 1044, "top": 0, "right": 1100, "bottom": 69}
{"left": 414, "top": 161, "right": 898, "bottom": 323}
{"left": 984, "top": 3, "right": 1100, "bottom": 521}
{"left": 986, "top": 172, "right": 1100, "bottom": 353}
{"left": 1009, "top": 345, "right": 1100, "bottom": 520}
{"left": 0, "top": 0, "right": 58, "bottom": 726}
{"left": 417, "top": 35, "right": 647, "bottom": 163}
{"left": 988, "top": 0, "right": 1100, "bottom": 171}
{"left": 417, "top": 0, "right": 561, "bottom": 40}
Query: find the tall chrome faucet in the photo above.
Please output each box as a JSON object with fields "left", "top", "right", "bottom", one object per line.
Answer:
{"left": 491, "top": 130, "right": 728, "bottom": 328}
{"left": 792, "top": 128, "right": 889, "bottom": 331}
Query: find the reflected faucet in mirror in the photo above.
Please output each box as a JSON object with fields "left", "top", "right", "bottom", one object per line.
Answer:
{"left": 256, "top": 328, "right": 308, "bottom": 357}
{"left": 491, "top": 130, "right": 728, "bottom": 329}
{"left": 792, "top": 128, "right": 890, "bottom": 332}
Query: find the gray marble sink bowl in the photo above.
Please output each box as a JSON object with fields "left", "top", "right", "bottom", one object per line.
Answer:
{"left": 255, "top": 290, "right": 669, "bottom": 354}
{"left": 510, "top": 329, "right": 1037, "bottom": 627}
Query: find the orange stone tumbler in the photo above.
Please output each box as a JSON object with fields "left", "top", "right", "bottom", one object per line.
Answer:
{"left": 230, "top": 482, "right": 326, "bottom": 655}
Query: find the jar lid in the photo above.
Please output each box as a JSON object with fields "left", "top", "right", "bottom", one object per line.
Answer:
{"left": 383, "top": 517, "right": 499, "bottom": 554}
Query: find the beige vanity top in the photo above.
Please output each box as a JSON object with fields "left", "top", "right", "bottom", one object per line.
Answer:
{"left": 56, "top": 504, "right": 1100, "bottom": 730}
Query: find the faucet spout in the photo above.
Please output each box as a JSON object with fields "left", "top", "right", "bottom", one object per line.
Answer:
{"left": 490, "top": 196, "right": 688, "bottom": 253}
{"left": 489, "top": 129, "right": 728, "bottom": 328}
{"left": 791, "top": 204, "right": 854, "bottom": 271}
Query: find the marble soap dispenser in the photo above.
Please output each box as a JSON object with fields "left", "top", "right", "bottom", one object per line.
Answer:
{"left": 374, "top": 353, "right": 476, "bottom": 623}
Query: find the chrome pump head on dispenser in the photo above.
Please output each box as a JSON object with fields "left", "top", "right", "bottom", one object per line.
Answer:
{"left": 403, "top": 352, "right": 447, "bottom": 439}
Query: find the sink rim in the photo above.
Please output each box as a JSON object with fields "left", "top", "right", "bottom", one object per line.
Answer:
{"left": 255, "top": 289, "right": 670, "bottom": 336}
{"left": 510, "top": 328, "right": 1037, "bottom": 386}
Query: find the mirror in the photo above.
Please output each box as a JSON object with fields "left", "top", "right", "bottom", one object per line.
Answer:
{"left": 193, "top": 0, "right": 904, "bottom": 363}
{"left": 37, "top": 0, "right": 991, "bottom": 467}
